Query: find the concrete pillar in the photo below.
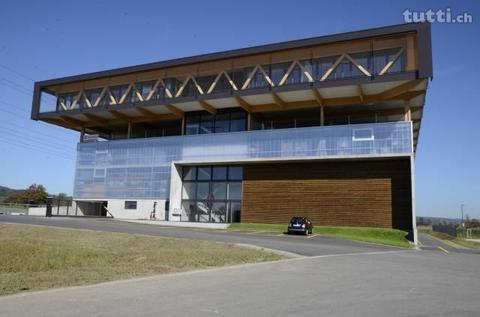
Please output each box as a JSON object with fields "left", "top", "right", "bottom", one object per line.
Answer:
{"left": 80, "top": 128, "right": 85, "bottom": 143}
{"left": 168, "top": 162, "right": 183, "bottom": 222}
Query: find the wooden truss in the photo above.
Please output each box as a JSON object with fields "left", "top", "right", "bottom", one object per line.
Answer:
{"left": 56, "top": 47, "right": 405, "bottom": 111}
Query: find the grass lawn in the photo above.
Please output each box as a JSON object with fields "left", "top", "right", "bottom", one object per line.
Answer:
{"left": 229, "top": 223, "right": 411, "bottom": 248}
{"left": 0, "top": 223, "right": 284, "bottom": 296}
{"left": 418, "top": 227, "right": 480, "bottom": 250}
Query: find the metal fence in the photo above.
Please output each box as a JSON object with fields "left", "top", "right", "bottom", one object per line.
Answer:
{"left": 0, "top": 203, "right": 30, "bottom": 215}
{"left": 432, "top": 223, "right": 457, "bottom": 237}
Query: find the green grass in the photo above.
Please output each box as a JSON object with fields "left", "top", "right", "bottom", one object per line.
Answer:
{"left": 418, "top": 227, "right": 480, "bottom": 250}
{"left": 229, "top": 223, "right": 411, "bottom": 248}
{"left": 0, "top": 223, "right": 284, "bottom": 296}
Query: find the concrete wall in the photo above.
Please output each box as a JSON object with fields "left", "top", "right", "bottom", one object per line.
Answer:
{"left": 104, "top": 199, "right": 166, "bottom": 219}
{"left": 28, "top": 205, "right": 76, "bottom": 216}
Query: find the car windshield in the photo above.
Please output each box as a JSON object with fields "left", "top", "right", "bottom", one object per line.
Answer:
{"left": 291, "top": 217, "right": 304, "bottom": 223}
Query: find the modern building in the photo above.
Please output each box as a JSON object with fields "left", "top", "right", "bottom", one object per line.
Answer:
{"left": 31, "top": 23, "right": 432, "bottom": 242}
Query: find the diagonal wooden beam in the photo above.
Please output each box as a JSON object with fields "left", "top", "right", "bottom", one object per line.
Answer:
{"left": 118, "top": 84, "right": 133, "bottom": 104}
{"left": 379, "top": 47, "right": 405, "bottom": 75}
{"left": 278, "top": 61, "right": 297, "bottom": 86}
{"left": 84, "top": 113, "right": 109, "bottom": 125}
{"left": 109, "top": 110, "right": 133, "bottom": 122}
{"left": 312, "top": 88, "right": 323, "bottom": 106}
{"left": 165, "top": 104, "right": 184, "bottom": 117}
{"left": 390, "top": 90, "right": 426, "bottom": 101}
{"left": 345, "top": 54, "right": 371, "bottom": 77}
{"left": 92, "top": 87, "right": 108, "bottom": 108}
{"left": 378, "top": 79, "right": 425, "bottom": 100}
{"left": 71, "top": 91, "right": 83, "bottom": 110}
{"left": 321, "top": 54, "right": 346, "bottom": 81}
{"left": 60, "top": 115, "right": 85, "bottom": 127}
{"left": 146, "top": 79, "right": 162, "bottom": 101}
{"left": 241, "top": 65, "right": 260, "bottom": 90}
{"left": 137, "top": 107, "right": 158, "bottom": 119}
{"left": 357, "top": 85, "right": 364, "bottom": 102}
{"left": 272, "top": 92, "right": 285, "bottom": 108}
{"left": 234, "top": 96, "right": 251, "bottom": 112}
{"left": 199, "top": 100, "right": 217, "bottom": 115}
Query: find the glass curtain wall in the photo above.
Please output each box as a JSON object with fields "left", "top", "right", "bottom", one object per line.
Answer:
{"left": 181, "top": 166, "right": 243, "bottom": 223}
{"left": 185, "top": 109, "right": 246, "bottom": 135}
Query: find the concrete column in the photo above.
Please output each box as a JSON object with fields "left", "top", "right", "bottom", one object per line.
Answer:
{"left": 80, "top": 128, "right": 85, "bottom": 143}
{"left": 168, "top": 162, "right": 183, "bottom": 222}
{"left": 410, "top": 154, "right": 418, "bottom": 245}
{"left": 127, "top": 122, "right": 132, "bottom": 138}
{"left": 320, "top": 106, "right": 324, "bottom": 126}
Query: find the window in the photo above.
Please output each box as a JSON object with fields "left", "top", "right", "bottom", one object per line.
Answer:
{"left": 353, "top": 128, "right": 374, "bottom": 141}
{"left": 212, "top": 166, "right": 227, "bottom": 180}
{"left": 181, "top": 165, "right": 243, "bottom": 223}
{"left": 227, "top": 183, "right": 242, "bottom": 200}
{"left": 136, "top": 81, "right": 155, "bottom": 100}
{"left": 199, "top": 114, "right": 214, "bottom": 134}
{"left": 228, "top": 166, "right": 243, "bottom": 180}
{"left": 373, "top": 48, "right": 406, "bottom": 74}
{"left": 124, "top": 201, "right": 137, "bottom": 210}
{"left": 183, "top": 167, "right": 197, "bottom": 180}
{"left": 197, "top": 166, "right": 211, "bottom": 180}
{"left": 185, "top": 115, "right": 200, "bottom": 135}
{"left": 110, "top": 85, "right": 129, "bottom": 104}
{"left": 214, "top": 113, "right": 230, "bottom": 133}
{"left": 184, "top": 109, "right": 246, "bottom": 135}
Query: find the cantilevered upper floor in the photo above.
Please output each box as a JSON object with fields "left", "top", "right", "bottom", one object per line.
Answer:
{"left": 31, "top": 23, "right": 432, "bottom": 149}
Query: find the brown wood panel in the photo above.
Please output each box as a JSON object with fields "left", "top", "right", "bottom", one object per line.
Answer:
{"left": 242, "top": 159, "right": 412, "bottom": 230}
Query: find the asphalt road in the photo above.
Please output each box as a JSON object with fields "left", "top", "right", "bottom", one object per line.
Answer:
{"left": 1, "top": 249, "right": 479, "bottom": 317}
{"left": 1, "top": 215, "right": 479, "bottom": 316}
{"left": 0, "top": 215, "right": 398, "bottom": 256}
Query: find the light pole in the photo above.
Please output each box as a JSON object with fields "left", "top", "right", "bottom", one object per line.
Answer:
{"left": 461, "top": 204, "right": 465, "bottom": 228}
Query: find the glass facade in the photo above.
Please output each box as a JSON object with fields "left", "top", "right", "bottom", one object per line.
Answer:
{"left": 73, "top": 121, "right": 413, "bottom": 200}
{"left": 185, "top": 109, "right": 246, "bottom": 135}
{"left": 181, "top": 166, "right": 242, "bottom": 223}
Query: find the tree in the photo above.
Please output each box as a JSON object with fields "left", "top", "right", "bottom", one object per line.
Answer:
{"left": 56, "top": 193, "right": 69, "bottom": 200}
{"left": 4, "top": 184, "right": 48, "bottom": 205}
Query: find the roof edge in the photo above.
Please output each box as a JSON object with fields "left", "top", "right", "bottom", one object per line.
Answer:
{"left": 36, "top": 22, "right": 432, "bottom": 88}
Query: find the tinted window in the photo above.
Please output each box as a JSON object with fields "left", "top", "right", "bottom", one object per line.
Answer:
{"left": 197, "top": 166, "right": 211, "bottom": 180}
{"left": 212, "top": 167, "right": 227, "bottom": 180}
{"left": 228, "top": 167, "right": 243, "bottom": 180}
{"left": 124, "top": 201, "right": 137, "bottom": 210}
{"left": 183, "top": 167, "right": 196, "bottom": 180}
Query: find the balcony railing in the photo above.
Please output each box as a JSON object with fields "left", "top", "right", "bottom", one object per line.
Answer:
{"left": 73, "top": 121, "right": 412, "bottom": 199}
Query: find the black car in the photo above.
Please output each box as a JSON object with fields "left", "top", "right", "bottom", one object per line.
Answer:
{"left": 287, "top": 217, "right": 313, "bottom": 235}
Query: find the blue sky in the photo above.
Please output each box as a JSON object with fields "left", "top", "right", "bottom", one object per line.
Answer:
{"left": 0, "top": 0, "right": 479, "bottom": 219}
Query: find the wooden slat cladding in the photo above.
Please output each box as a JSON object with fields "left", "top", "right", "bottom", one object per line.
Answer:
{"left": 242, "top": 159, "right": 412, "bottom": 230}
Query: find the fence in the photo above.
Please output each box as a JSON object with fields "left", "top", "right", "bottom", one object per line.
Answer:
{"left": 432, "top": 223, "right": 457, "bottom": 237}
{"left": 0, "top": 203, "right": 30, "bottom": 215}
{"left": 0, "top": 199, "right": 113, "bottom": 218}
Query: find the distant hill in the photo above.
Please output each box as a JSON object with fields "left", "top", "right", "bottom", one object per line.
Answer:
{"left": 0, "top": 186, "right": 23, "bottom": 202}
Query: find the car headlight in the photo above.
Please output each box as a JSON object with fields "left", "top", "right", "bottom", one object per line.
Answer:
{"left": 301, "top": 224, "right": 305, "bottom": 228}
